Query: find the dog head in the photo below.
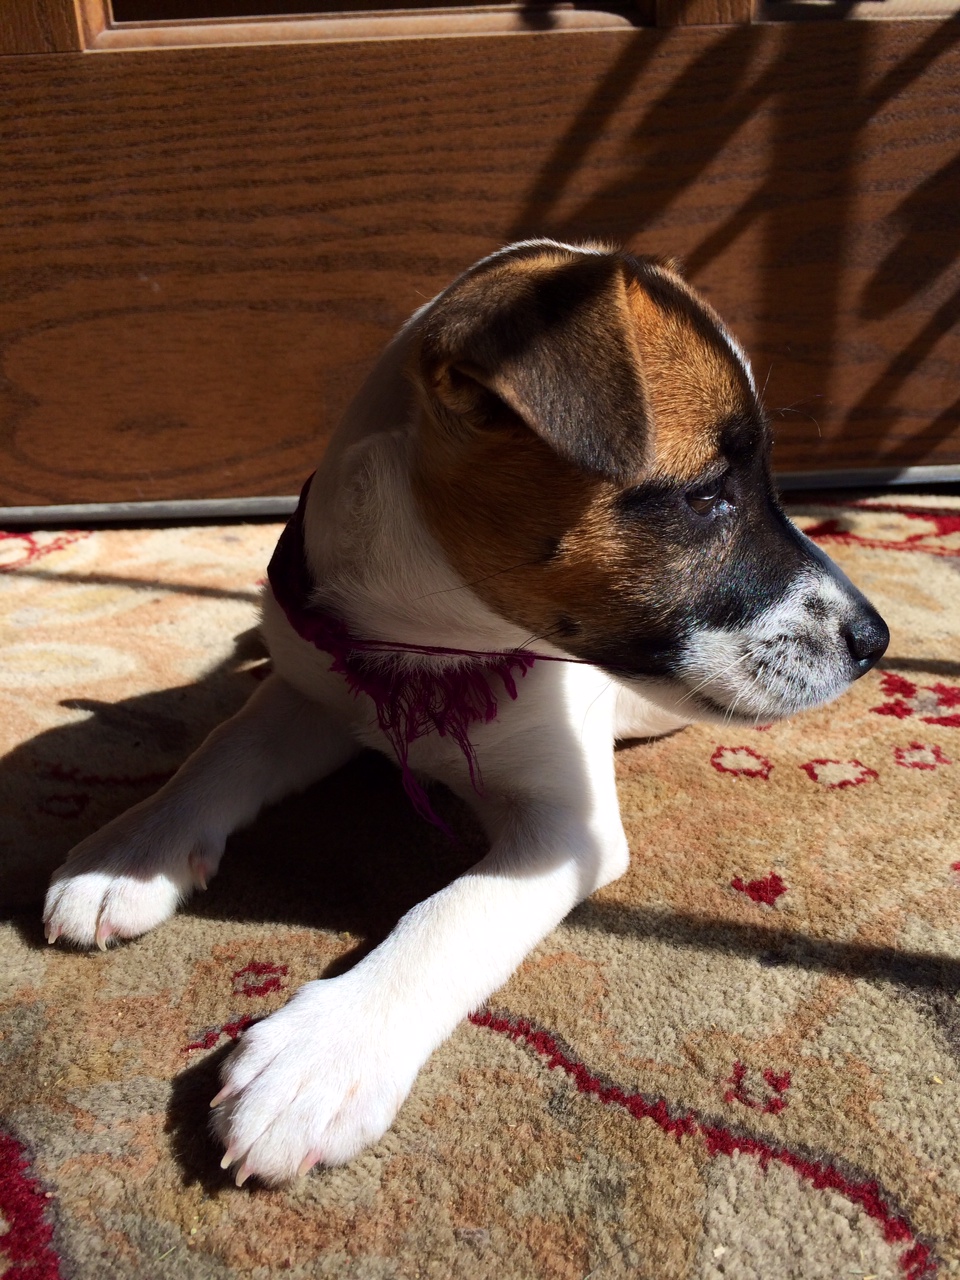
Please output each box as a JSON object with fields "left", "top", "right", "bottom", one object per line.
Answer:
{"left": 410, "top": 239, "right": 888, "bottom": 725}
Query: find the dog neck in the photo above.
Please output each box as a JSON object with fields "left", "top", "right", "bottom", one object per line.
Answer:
{"left": 268, "top": 473, "right": 539, "bottom": 835}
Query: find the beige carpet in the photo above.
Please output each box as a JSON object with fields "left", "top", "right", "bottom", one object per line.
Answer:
{"left": 1, "top": 495, "right": 959, "bottom": 1279}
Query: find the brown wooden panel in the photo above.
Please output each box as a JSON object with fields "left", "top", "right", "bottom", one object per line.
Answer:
{"left": 656, "top": 0, "right": 754, "bottom": 25}
{"left": 2, "top": 0, "right": 84, "bottom": 53}
{"left": 1, "top": 21, "right": 959, "bottom": 506}
{"left": 1, "top": 0, "right": 109, "bottom": 53}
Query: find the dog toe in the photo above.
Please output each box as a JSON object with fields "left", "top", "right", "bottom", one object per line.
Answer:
{"left": 44, "top": 868, "right": 184, "bottom": 948}
{"left": 212, "top": 978, "right": 420, "bottom": 1185}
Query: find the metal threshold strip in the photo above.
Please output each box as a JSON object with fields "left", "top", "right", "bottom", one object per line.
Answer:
{"left": 774, "top": 463, "right": 960, "bottom": 490}
{"left": 0, "top": 465, "right": 957, "bottom": 526}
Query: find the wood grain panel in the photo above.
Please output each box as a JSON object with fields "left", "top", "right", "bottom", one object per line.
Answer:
{"left": 2, "top": 0, "right": 109, "bottom": 53}
{"left": 2, "top": 0, "right": 83, "bottom": 53}
{"left": 656, "top": 0, "right": 754, "bottom": 26}
{"left": 2, "top": 21, "right": 959, "bottom": 506}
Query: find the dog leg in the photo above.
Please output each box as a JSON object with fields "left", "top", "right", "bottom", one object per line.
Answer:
{"left": 43, "top": 674, "right": 357, "bottom": 949}
{"left": 212, "top": 799, "right": 629, "bottom": 1185}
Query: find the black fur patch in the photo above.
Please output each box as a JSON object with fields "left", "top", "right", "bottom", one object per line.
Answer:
{"left": 573, "top": 446, "right": 832, "bottom": 678}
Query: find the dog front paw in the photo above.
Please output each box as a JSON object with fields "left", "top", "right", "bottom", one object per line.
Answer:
{"left": 211, "top": 977, "right": 420, "bottom": 1185}
{"left": 43, "top": 803, "right": 221, "bottom": 948}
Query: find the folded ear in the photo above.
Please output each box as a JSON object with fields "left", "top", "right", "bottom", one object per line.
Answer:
{"left": 416, "top": 245, "right": 651, "bottom": 482}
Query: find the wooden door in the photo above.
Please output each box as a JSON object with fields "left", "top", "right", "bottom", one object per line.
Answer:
{"left": 2, "top": 0, "right": 959, "bottom": 516}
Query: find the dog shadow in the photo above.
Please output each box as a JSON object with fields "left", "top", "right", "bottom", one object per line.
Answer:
{"left": 1, "top": 626, "right": 492, "bottom": 1190}
{"left": 1, "top": 627, "right": 486, "bottom": 926}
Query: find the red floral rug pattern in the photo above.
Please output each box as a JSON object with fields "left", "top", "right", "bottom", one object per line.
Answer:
{"left": 0, "top": 496, "right": 958, "bottom": 1278}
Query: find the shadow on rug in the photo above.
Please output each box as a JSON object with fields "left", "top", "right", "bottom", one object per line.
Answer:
{"left": 1, "top": 497, "right": 958, "bottom": 1279}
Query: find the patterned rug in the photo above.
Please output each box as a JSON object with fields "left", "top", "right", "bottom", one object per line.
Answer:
{"left": 1, "top": 494, "right": 958, "bottom": 1280}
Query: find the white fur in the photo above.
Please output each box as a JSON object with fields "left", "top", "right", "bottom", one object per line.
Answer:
{"left": 42, "top": 251, "right": 860, "bottom": 1186}
{"left": 676, "top": 568, "right": 858, "bottom": 723}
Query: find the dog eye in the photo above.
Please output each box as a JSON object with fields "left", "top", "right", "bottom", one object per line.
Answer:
{"left": 686, "top": 482, "right": 723, "bottom": 515}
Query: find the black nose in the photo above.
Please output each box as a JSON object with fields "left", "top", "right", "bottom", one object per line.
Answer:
{"left": 844, "top": 607, "right": 889, "bottom": 677}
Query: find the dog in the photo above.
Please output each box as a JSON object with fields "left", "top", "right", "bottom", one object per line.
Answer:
{"left": 43, "top": 239, "right": 889, "bottom": 1186}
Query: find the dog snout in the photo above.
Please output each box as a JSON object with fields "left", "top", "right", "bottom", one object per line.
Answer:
{"left": 793, "top": 528, "right": 889, "bottom": 679}
{"left": 842, "top": 603, "right": 889, "bottom": 678}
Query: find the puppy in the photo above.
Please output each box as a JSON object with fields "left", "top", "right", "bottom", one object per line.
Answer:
{"left": 43, "top": 239, "right": 889, "bottom": 1186}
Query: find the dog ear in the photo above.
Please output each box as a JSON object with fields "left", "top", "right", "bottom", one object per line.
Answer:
{"left": 417, "top": 248, "right": 651, "bottom": 482}
{"left": 645, "top": 252, "right": 684, "bottom": 278}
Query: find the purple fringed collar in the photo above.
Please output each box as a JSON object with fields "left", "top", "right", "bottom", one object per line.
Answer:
{"left": 267, "top": 473, "right": 541, "bottom": 835}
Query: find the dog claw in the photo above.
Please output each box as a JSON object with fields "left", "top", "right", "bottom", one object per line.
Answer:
{"left": 188, "top": 847, "right": 217, "bottom": 892}
{"left": 297, "top": 1152, "right": 321, "bottom": 1178}
{"left": 45, "top": 923, "right": 60, "bottom": 945}
{"left": 94, "top": 922, "right": 114, "bottom": 951}
{"left": 234, "top": 1163, "right": 251, "bottom": 1188}
{"left": 219, "top": 1146, "right": 237, "bottom": 1171}
{"left": 210, "top": 1085, "right": 233, "bottom": 1109}
{"left": 189, "top": 853, "right": 208, "bottom": 891}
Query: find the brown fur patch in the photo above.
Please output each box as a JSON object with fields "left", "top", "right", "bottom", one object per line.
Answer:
{"left": 625, "top": 267, "right": 755, "bottom": 483}
{"left": 412, "top": 408, "right": 630, "bottom": 647}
